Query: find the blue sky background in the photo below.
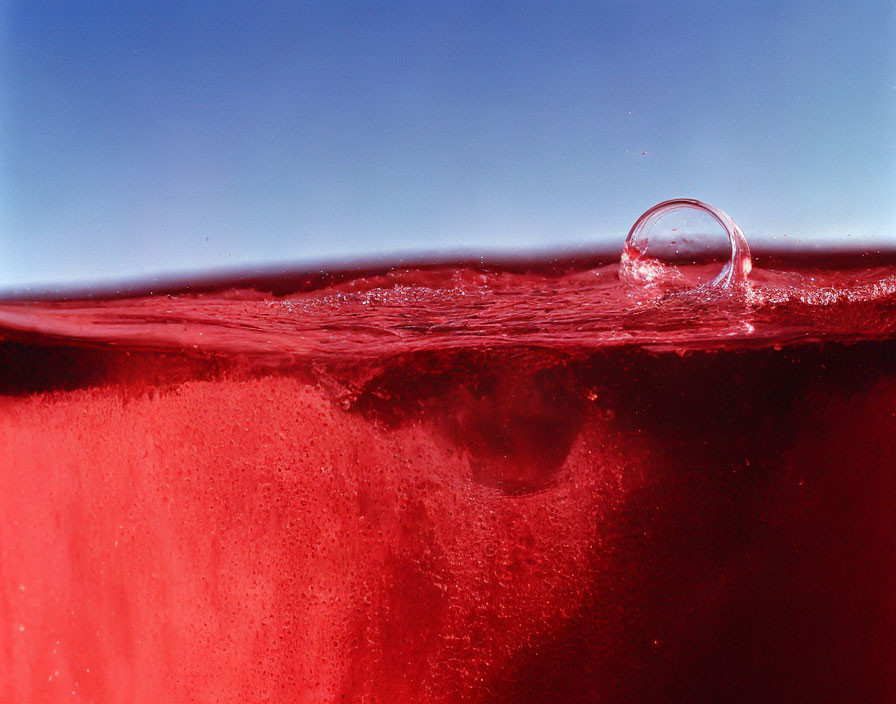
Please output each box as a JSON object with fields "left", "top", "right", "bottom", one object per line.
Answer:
{"left": 2, "top": 1, "right": 894, "bottom": 289}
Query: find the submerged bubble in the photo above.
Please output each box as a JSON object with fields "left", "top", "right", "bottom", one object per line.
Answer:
{"left": 620, "top": 199, "right": 752, "bottom": 289}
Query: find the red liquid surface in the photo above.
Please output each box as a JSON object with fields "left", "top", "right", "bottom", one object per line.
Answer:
{"left": 2, "top": 258, "right": 896, "bottom": 702}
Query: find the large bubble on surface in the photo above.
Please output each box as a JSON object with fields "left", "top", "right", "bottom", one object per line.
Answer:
{"left": 620, "top": 199, "right": 752, "bottom": 290}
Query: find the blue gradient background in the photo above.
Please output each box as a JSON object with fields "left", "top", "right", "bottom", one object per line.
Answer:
{"left": 2, "top": 1, "right": 895, "bottom": 288}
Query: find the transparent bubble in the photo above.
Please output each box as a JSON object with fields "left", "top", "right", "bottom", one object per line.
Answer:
{"left": 620, "top": 199, "right": 751, "bottom": 289}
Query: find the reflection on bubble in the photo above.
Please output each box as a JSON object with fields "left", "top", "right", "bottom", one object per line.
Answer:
{"left": 620, "top": 199, "right": 752, "bottom": 290}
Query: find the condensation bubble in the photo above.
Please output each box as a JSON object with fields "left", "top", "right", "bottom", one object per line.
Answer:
{"left": 620, "top": 199, "right": 752, "bottom": 290}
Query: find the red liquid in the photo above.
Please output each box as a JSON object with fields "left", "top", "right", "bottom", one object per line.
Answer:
{"left": 2, "top": 258, "right": 896, "bottom": 702}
